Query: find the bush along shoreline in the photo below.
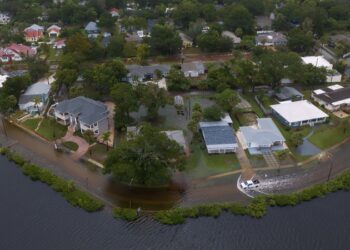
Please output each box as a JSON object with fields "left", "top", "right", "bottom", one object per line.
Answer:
{"left": 0, "top": 147, "right": 104, "bottom": 213}
{"left": 154, "top": 171, "right": 350, "bottom": 225}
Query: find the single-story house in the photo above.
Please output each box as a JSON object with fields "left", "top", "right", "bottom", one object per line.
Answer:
{"left": 301, "top": 56, "right": 342, "bottom": 83}
{"left": 85, "top": 21, "right": 99, "bottom": 38}
{"left": 110, "top": 8, "right": 120, "bottom": 18}
{"left": 18, "top": 81, "right": 51, "bottom": 114}
{"left": 199, "top": 121, "right": 238, "bottom": 154}
{"left": 163, "top": 130, "right": 187, "bottom": 152}
{"left": 181, "top": 61, "right": 205, "bottom": 78}
{"left": 126, "top": 64, "right": 171, "bottom": 83}
{"left": 271, "top": 100, "right": 328, "bottom": 127}
{"left": 0, "top": 12, "right": 10, "bottom": 24}
{"left": 312, "top": 84, "right": 350, "bottom": 111}
{"left": 275, "top": 86, "right": 304, "bottom": 101}
{"left": 179, "top": 32, "right": 193, "bottom": 48}
{"left": 54, "top": 96, "right": 109, "bottom": 135}
{"left": 237, "top": 118, "right": 286, "bottom": 155}
{"left": 222, "top": 31, "right": 241, "bottom": 44}
{"left": 47, "top": 24, "right": 61, "bottom": 38}
{"left": 53, "top": 39, "right": 66, "bottom": 49}
{"left": 256, "top": 31, "right": 287, "bottom": 46}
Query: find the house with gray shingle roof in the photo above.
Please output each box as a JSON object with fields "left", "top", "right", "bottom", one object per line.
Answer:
{"left": 199, "top": 121, "right": 238, "bottom": 154}
{"left": 54, "top": 96, "right": 108, "bottom": 135}
{"left": 85, "top": 21, "right": 99, "bottom": 38}
{"left": 126, "top": 64, "right": 171, "bottom": 83}
{"left": 237, "top": 118, "right": 286, "bottom": 154}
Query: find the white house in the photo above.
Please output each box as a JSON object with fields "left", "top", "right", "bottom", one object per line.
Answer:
{"left": 222, "top": 31, "right": 241, "bottom": 44}
{"left": 0, "top": 12, "right": 10, "bottom": 24}
{"left": 271, "top": 100, "right": 328, "bottom": 128}
{"left": 181, "top": 61, "right": 205, "bottom": 78}
{"left": 47, "top": 24, "right": 61, "bottom": 38}
{"left": 237, "top": 118, "right": 286, "bottom": 154}
{"left": 199, "top": 121, "right": 238, "bottom": 154}
{"left": 301, "top": 56, "right": 342, "bottom": 83}
{"left": 312, "top": 84, "right": 350, "bottom": 111}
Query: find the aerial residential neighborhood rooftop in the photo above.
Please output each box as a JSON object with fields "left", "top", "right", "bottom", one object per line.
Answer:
{"left": 2, "top": 0, "right": 350, "bottom": 244}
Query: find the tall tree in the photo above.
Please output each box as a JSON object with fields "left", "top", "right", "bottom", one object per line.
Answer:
{"left": 104, "top": 123, "right": 185, "bottom": 186}
{"left": 166, "top": 66, "right": 190, "bottom": 91}
{"left": 137, "top": 84, "right": 168, "bottom": 120}
{"left": 215, "top": 89, "right": 240, "bottom": 112}
{"left": 110, "top": 83, "right": 139, "bottom": 130}
{"left": 150, "top": 24, "right": 182, "bottom": 55}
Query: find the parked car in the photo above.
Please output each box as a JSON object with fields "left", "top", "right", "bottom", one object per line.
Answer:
{"left": 240, "top": 180, "right": 259, "bottom": 189}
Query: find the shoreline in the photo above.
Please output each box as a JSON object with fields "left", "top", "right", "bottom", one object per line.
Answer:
{"left": 2, "top": 145, "right": 350, "bottom": 225}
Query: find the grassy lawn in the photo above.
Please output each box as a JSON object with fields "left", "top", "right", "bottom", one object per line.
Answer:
{"left": 88, "top": 143, "right": 109, "bottom": 163}
{"left": 36, "top": 118, "right": 67, "bottom": 141}
{"left": 62, "top": 141, "right": 79, "bottom": 151}
{"left": 22, "top": 118, "right": 41, "bottom": 131}
{"left": 185, "top": 144, "right": 240, "bottom": 179}
{"left": 241, "top": 93, "right": 264, "bottom": 117}
{"left": 309, "top": 124, "right": 350, "bottom": 149}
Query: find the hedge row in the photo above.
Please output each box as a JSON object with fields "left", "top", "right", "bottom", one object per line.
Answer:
{"left": 155, "top": 171, "right": 350, "bottom": 225}
{"left": 0, "top": 147, "right": 104, "bottom": 212}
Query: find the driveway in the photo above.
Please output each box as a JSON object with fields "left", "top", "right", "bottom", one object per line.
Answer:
{"left": 61, "top": 129, "right": 90, "bottom": 160}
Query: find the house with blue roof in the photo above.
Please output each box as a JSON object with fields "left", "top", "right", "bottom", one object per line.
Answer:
{"left": 199, "top": 121, "right": 238, "bottom": 154}
{"left": 18, "top": 81, "right": 51, "bottom": 114}
{"left": 237, "top": 118, "right": 286, "bottom": 154}
{"left": 53, "top": 96, "right": 109, "bottom": 135}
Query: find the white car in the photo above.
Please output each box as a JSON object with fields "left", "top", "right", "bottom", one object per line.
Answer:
{"left": 240, "top": 180, "right": 259, "bottom": 189}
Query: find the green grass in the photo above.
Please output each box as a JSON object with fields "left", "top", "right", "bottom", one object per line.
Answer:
{"left": 241, "top": 93, "right": 264, "bottom": 117}
{"left": 22, "top": 118, "right": 41, "bottom": 130}
{"left": 36, "top": 118, "right": 67, "bottom": 141}
{"left": 62, "top": 141, "right": 79, "bottom": 151}
{"left": 185, "top": 144, "right": 240, "bottom": 179}
{"left": 309, "top": 124, "right": 350, "bottom": 149}
{"left": 88, "top": 143, "right": 108, "bottom": 163}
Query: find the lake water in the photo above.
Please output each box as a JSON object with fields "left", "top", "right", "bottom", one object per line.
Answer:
{"left": 1, "top": 155, "right": 350, "bottom": 250}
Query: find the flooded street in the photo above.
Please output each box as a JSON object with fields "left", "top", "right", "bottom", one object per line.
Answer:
{"left": 1, "top": 119, "right": 248, "bottom": 209}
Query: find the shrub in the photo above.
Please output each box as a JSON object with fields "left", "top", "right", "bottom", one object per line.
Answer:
{"left": 226, "top": 203, "right": 248, "bottom": 216}
{"left": 154, "top": 209, "right": 186, "bottom": 225}
{"left": 245, "top": 196, "right": 267, "bottom": 218}
{"left": 269, "top": 194, "right": 299, "bottom": 206}
{"left": 113, "top": 208, "right": 139, "bottom": 221}
{"left": 7, "top": 151, "right": 26, "bottom": 166}
{"left": 197, "top": 204, "right": 222, "bottom": 218}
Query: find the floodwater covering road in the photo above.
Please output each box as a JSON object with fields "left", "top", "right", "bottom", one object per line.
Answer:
{"left": 0, "top": 119, "right": 248, "bottom": 210}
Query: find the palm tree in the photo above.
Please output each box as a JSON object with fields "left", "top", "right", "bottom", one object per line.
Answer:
{"left": 32, "top": 96, "right": 41, "bottom": 114}
{"left": 102, "top": 131, "right": 111, "bottom": 151}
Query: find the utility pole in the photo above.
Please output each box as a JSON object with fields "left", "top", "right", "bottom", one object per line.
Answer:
{"left": 327, "top": 160, "right": 334, "bottom": 181}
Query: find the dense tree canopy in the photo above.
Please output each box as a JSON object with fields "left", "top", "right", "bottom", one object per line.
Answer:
{"left": 150, "top": 24, "right": 182, "bottom": 55}
{"left": 104, "top": 123, "right": 185, "bottom": 186}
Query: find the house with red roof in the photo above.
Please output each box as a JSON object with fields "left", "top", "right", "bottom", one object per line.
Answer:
{"left": 47, "top": 24, "right": 61, "bottom": 38}
{"left": 24, "top": 24, "right": 44, "bottom": 42}
{"left": 110, "top": 8, "right": 120, "bottom": 17}
{"left": 0, "top": 44, "right": 36, "bottom": 63}
{"left": 53, "top": 39, "right": 66, "bottom": 50}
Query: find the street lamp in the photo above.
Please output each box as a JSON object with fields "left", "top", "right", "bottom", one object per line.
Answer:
{"left": 318, "top": 152, "right": 333, "bottom": 181}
